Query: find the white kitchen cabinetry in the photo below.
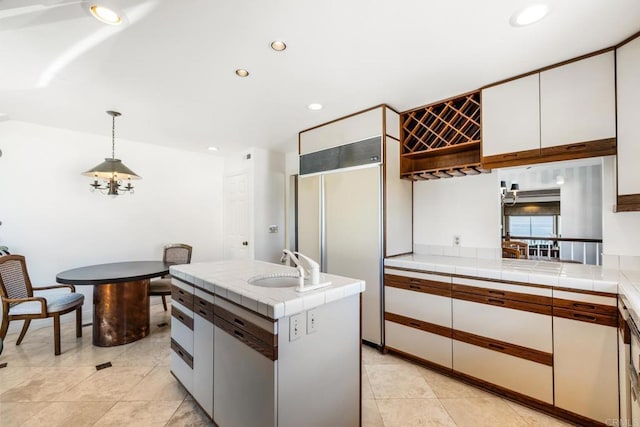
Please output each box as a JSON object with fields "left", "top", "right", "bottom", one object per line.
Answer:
{"left": 192, "top": 289, "right": 214, "bottom": 418}
{"left": 451, "top": 277, "right": 553, "bottom": 403}
{"left": 384, "top": 268, "right": 452, "bottom": 368}
{"left": 482, "top": 74, "right": 540, "bottom": 158}
{"left": 540, "top": 51, "right": 616, "bottom": 148}
{"left": 616, "top": 35, "right": 640, "bottom": 197}
{"left": 170, "top": 279, "right": 195, "bottom": 394}
{"left": 553, "top": 290, "right": 619, "bottom": 424}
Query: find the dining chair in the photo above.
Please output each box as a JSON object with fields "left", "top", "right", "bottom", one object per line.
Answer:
{"left": 0, "top": 254, "right": 84, "bottom": 355}
{"left": 150, "top": 244, "right": 192, "bottom": 311}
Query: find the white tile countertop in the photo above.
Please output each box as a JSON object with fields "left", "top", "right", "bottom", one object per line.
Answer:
{"left": 385, "top": 254, "right": 621, "bottom": 293}
{"left": 170, "top": 260, "right": 365, "bottom": 320}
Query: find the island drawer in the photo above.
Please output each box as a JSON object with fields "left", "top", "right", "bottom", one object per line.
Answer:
{"left": 214, "top": 315, "right": 277, "bottom": 361}
{"left": 171, "top": 284, "right": 194, "bottom": 311}
{"left": 171, "top": 305, "right": 194, "bottom": 330}
{"left": 214, "top": 304, "right": 276, "bottom": 347}
{"left": 385, "top": 286, "right": 451, "bottom": 326}
{"left": 194, "top": 293, "right": 214, "bottom": 323}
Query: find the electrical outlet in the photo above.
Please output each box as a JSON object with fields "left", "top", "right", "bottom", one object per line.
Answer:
{"left": 289, "top": 313, "right": 304, "bottom": 341}
{"left": 307, "top": 309, "right": 318, "bottom": 334}
{"left": 453, "top": 235, "right": 461, "bottom": 246}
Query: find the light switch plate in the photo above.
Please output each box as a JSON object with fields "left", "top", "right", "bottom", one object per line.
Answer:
{"left": 289, "top": 313, "right": 304, "bottom": 341}
{"left": 307, "top": 309, "right": 317, "bottom": 334}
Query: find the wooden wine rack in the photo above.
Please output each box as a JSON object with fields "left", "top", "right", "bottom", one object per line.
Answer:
{"left": 400, "top": 91, "right": 488, "bottom": 180}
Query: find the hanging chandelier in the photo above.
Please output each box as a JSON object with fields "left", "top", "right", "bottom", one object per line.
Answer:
{"left": 82, "top": 110, "right": 140, "bottom": 195}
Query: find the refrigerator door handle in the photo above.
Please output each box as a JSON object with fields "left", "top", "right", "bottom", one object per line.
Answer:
{"left": 320, "top": 174, "right": 327, "bottom": 273}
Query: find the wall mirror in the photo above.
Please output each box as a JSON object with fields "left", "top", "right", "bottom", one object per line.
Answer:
{"left": 497, "top": 157, "right": 603, "bottom": 265}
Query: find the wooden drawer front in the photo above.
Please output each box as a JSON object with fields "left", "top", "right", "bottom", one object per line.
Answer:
{"left": 452, "top": 277, "right": 552, "bottom": 298}
{"left": 193, "top": 295, "right": 214, "bottom": 323}
{"left": 553, "top": 289, "right": 617, "bottom": 306}
{"left": 452, "top": 299, "right": 552, "bottom": 353}
{"left": 171, "top": 351, "right": 193, "bottom": 394}
{"left": 452, "top": 289, "right": 551, "bottom": 316}
{"left": 453, "top": 340, "right": 553, "bottom": 404}
{"left": 385, "top": 286, "right": 451, "bottom": 327}
{"left": 553, "top": 297, "right": 617, "bottom": 317}
{"left": 214, "top": 304, "right": 277, "bottom": 347}
{"left": 385, "top": 312, "right": 451, "bottom": 338}
{"left": 385, "top": 273, "right": 451, "bottom": 297}
{"left": 539, "top": 138, "right": 616, "bottom": 161}
{"left": 552, "top": 307, "right": 617, "bottom": 327}
{"left": 452, "top": 329, "right": 552, "bottom": 366}
{"left": 171, "top": 284, "right": 194, "bottom": 311}
{"left": 385, "top": 320, "right": 452, "bottom": 369}
{"left": 171, "top": 305, "right": 194, "bottom": 330}
{"left": 171, "top": 338, "right": 194, "bottom": 369}
{"left": 214, "top": 315, "right": 277, "bottom": 361}
{"left": 482, "top": 148, "right": 541, "bottom": 169}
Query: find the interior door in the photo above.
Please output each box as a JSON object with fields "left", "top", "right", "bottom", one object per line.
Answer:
{"left": 324, "top": 166, "right": 381, "bottom": 345}
{"left": 223, "top": 172, "right": 250, "bottom": 260}
{"left": 297, "top": 175, "right": 320, "bottom": 264}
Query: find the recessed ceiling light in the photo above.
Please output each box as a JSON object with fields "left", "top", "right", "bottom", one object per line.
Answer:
{"left": 90, "top": 3, "right": 122, "bottom": 25}
{"left": 207, "top": 146, "right": 219, "bottom": 151}
{"left": 510, "top": 4, "right": 549, "bottom": 27}
{"left": 235, "top": 69, "right": 249, "bottom": 77}
{"left": 308, "top": 103, "right": 323, "bottom": 111}
{"left": 270, "top": 41, "right": 287, "bottom": 51}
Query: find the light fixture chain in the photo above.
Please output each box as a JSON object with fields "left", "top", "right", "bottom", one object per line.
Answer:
{"left": 111, "top": 114, "right": 115, "bottom": 159}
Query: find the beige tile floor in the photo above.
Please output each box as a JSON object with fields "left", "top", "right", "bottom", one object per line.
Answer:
{"left": 0, "top": 301, "right": 573, "bottom": 426}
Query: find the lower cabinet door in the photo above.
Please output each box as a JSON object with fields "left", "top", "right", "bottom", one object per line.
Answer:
{"left": 553, "top": 316, "right": 618, "bottom": 423}
{"left": 385, "top": 321, "right": 452, "bottom": 368}
{"left": 213, "top": 324, "right": 276, "bottom": 427}
{"left": 171, "top": 346, "right": 193, "bottom": 394}
{"left": 453, "top": 340, "right": 553, "bottom": 403}
{"left": 193, "top": 314, "right": 214, "bottom": 418}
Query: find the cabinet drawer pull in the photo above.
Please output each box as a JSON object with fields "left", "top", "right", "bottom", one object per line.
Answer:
{"left": 178, "top": 289, "right": 186, "bottom": 295}
{"left": 572, "top": 302, "right": 595, "bottom": 310}
{"left": 488, "top": 290, "right": 504, "bottom": 296}
{"left": 409, "top": 322, "right": 421, "bottom": 328}
{"left": 567, "top": 144, "right": 586, "bottom": 150}
{"left": 488, "top": 343, "right": 504, "bottom": 350}
{"left": 487, "top": 298, "right": 505, "bottom": 305}
{"left": 177, "top": 314, "right": 185, "bottom": 321}
{"left": 198, "top": 300, "right": 207, "bottom": 306}
{"left": 234, "top": 330, "right": 244, "bottom": 338}
{"left": 572, "top": 313, "right": 597, "bottom": 322}
{"left": 178, "top": 297, "right": 186, "bottom": 304}
{"left": 199, "top": 309, "right": 207, "bottom": 316}
{"left": 503, "top": 153, "right": 517, "bottom": 158}
{"left": 233, "top": 318, "right": 245, "bottom": 327}
{"left": 177, "top": 349, "right": 184, "bottom": 357}
{"left": 409, "top": 285, "right": 422, "bottom": 290}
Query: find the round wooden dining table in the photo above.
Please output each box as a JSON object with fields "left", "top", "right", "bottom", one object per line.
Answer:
{"left": 56, "top": 261, "right": 170, "bottom": 347}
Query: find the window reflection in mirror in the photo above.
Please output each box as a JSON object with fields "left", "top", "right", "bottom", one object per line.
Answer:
{"left": 498, "top": 157, "right": 603, "bottom": 265}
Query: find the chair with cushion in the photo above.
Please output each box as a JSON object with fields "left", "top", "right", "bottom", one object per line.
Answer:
{"left": 0, "top": 255, "right": 84, "bottom": 355}
{"left": 150, "top": 244, "right": 192, "bottom": 311}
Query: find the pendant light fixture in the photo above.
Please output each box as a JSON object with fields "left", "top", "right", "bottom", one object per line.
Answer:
{"left": 82, "top": 110, "right": 140, "bottom": 196}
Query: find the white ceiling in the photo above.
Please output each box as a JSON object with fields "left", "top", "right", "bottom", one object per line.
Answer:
{"left": 1, "top": 0, "right": 639, "bottom": 155}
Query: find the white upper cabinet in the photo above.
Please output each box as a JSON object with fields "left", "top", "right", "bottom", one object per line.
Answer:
{"left": 617, "top": 36, "right": 640, "bottom": 196}
{"left": 482, "top": 74, "right": 541, "bottom": 157}
{"left": 540, "top": 51, "right": 616, "bottom": 148}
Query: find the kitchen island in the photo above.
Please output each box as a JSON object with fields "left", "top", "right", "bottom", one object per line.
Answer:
{"left": 169, "top": 259, "right": 365, "bottom": 427}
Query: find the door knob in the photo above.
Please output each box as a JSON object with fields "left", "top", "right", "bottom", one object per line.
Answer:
{"left": 242, "top": 241, "right": 248, "bottom": 246}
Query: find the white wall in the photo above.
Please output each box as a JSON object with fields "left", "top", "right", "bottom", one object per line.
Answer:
{"left": 413, "top": 173, "right": 502, "bottom": 252}
{"left": 0, "top": 121, "right": 224, "bottom": 324}
{"left": 602, "top": 156, "right": 640, "bottom": 267}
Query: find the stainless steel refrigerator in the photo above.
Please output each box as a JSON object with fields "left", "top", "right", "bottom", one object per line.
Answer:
{"left": 297, "top": 137, "right": 383, "bottom": 346}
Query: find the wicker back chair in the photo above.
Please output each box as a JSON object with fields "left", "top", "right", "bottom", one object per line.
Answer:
{"left": 150, "top": 244, "right": 192, "bottom": 311}
{"left": 0, "top": 255, "right": 84, "bottom": 355}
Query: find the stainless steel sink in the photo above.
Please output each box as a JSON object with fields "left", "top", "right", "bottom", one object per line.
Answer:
{"left": 247, "top": 275, "right": 300, "bottom": 288}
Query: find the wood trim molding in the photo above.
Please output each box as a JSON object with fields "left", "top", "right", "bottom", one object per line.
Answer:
{"left": 452, "top": 289, "right": 552, "bottom": 316}
{"left": 385, "top": 274, "right": 451, "bottom": 297}
{"left": 384, "top": 265, "right": 452, "bottom": 279}
{"left": 385, "top": 134, "right": 400, "bottom": 142}
{"left": 552, "top": 297, "right": 617, "bottom": 317}
{"left": 385, "top": 311, "right": 452, "bottom": 338}
{"left": 385, "top": 347, "right": 605, "bottom": 427}
{"left": 552, "top": 307, "right": 617, "bottom": 328}
{"left": 616, "top": 30, "right": 640, "bottom": 49}
{"left": 620, "top": 312, "right": 631, "bottom": 344}
{"left": 171, "top": 284, "right": 194, "bottom": 311}
{"left": 171, "top": 305, "right": 194, "bottom": 330}
{"left": 170, "top": 338, "right": 194, "bottom": 368}
{"left": 214, "top": 315, "right": 278, "bottom": 361}
{"left": 452, "top": 283, "right": 552, "bottom": 306}
{"left": 616, "top": 194, "right": 640, "bottom": 212}
{"left": 481, "top": 148, "right": 541, "bottom": 169}
{"left": 452, "top": 329, "right": 553, "bottom": 366}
